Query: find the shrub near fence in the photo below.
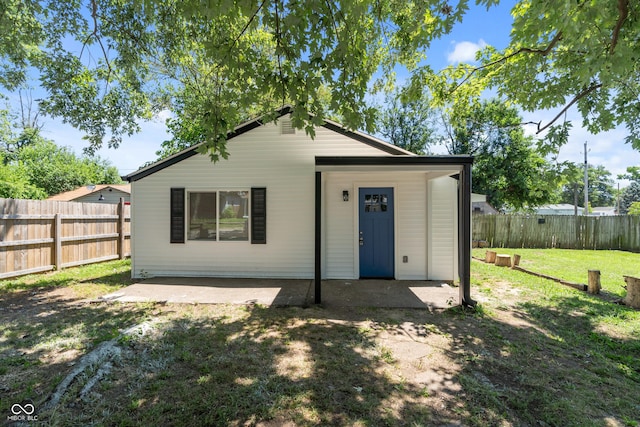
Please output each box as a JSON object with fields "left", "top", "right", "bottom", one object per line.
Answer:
{"left": 0, "top": 198, "right": 130, "bottom": 279}
{"left": 473, "top": 214, "right": 640, "bottom": 251}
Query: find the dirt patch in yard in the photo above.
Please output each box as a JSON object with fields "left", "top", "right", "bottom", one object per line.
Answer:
{"left": 2, "top": 266, "right": 640, "bottom": 426}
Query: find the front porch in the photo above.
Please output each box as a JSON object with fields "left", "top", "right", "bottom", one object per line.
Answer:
{"left": 315, "top": 155, "right": 474, "bottom": 306}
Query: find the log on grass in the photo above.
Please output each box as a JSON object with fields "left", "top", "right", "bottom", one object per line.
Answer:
{"left": 512, "top": 266, "right": 587, "bottom": 291}
{"left": 623, "top": 276, "right": 640, "bottom": 309}
{"left": 495, "top": 254, "right": 511, "bottom": 267}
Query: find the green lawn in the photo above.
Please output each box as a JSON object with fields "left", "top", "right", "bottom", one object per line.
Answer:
{"left": 1, "top": 254, "right": 639, "bottom": 426}
{"left": 473, "top": 248, "right": 639, "bottom": 297}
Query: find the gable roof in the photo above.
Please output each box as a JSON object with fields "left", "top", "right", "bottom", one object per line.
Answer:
{"left": 126, "top": 106, "right": 414, "bottom": 182}
{"left": 48, "top": 184, "right": 131, "bottom": 201}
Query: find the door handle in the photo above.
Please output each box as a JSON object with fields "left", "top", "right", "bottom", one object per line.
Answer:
{"left": 359, "top": 236, "right": 364, "bottom": 246}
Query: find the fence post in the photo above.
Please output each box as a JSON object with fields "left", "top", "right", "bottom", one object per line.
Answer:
{"left": 118, "top": 198, "right": 125, "bottom": 260}
{"left": 54, "top": 213, "right": 62, "bottom": 270}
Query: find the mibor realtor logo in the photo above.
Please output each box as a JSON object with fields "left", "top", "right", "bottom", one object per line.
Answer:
{"left": 7, "top": 402, "right": 38, "bottom": 422}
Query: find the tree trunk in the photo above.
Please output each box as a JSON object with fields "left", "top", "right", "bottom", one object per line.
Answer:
{"left": 495, "top": 254, "right": 511, "bottom": 267}
{"left": 588, "top": 270, "right": 601, "bottom": 294}
{"left": 623, "top": 276, "right": 640, "bottom": 308}
{"left": 485, "top": 250, "right": 497, "bottom": 263}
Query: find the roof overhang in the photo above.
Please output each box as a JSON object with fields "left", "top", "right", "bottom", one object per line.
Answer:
{"left": 315, "top": 155, "right": 473, "bottom": 177}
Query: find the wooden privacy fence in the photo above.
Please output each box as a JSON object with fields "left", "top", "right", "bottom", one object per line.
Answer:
{"left": 473, "top": 214, "right": 640, "bottom": 251}
{"left": 0, "top": 198, "right": 131, "bottom": 279}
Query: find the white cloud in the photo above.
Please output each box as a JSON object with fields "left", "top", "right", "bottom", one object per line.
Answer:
{"left": 447, "top": 39, "right": 488, "bottom": 64}
{"left": 155, "top": 109, "right": 173, "bottom": 123}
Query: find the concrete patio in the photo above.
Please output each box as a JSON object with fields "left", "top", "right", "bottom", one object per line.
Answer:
{"left": 100, "top": 277, "right": 459, "bottom": 309}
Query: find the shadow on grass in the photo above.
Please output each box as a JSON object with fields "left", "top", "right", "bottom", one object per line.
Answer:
{"left": 4, "top": 289, "right": 640, "bottom": 426}
{"left": 0, "top": 287, "right": 157, "bottom": 419}
{"left": 87, "top": 306, "right": 447, "bottom": 426}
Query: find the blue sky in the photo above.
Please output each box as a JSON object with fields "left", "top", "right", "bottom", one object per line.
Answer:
{"left": 10, "top": 1, "right": 640, "bottom": 186}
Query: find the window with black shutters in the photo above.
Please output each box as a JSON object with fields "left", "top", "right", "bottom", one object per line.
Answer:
{"left": 171, "top": 187, "right": 265, "bottom": 244}
{"left": 251, "top": 187, "right": 266, "bottom": 244}
{"left": 170, "top": 188, "right": 185, "bottom": 243}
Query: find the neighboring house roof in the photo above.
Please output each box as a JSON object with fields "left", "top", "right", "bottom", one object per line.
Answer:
{"left": 126, "top": 106, "right": 415, "bottom": 182}
{"left": 535, "top": 204, "right": 584, "bottom": 214}
{"left": 538, "top": 204, "right": 577, "bottom": 210}
{"left": 48, "top": 184, "right": 131, "bottom": 201}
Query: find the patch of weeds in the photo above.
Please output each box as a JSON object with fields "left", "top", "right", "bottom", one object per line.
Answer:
{"left": 423, "top": 323, "right": 444, "bottom": 335}
{"left": 446, "top": 303, "right": 489, "bottom": 319}
{"left": 377, "top": 345, "right": 395, "bottom": 364}
{"left": 129, "top": 398, "right": 144, "bottom": 410}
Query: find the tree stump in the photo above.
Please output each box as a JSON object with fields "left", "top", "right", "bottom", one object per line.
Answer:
{"left": 485, "top": 250, "right": 497, "bottom": 263}
{"left": 495, "top": 254, "right": 511, "bottom": 267}
{"left": 513, "top": 254, "right": 521, "bottom": 267}
{"left": 623, "top": 276, "right": 640, "bottom": 308}
{"left": 588, "top": 270, "right": 601, "bottom": 294}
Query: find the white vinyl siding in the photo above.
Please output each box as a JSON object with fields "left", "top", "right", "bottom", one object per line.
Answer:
{"left": 427, "top": 177, "right": 458, "bottom": 280}
{"left": 131, "top": 122, "right": 386, "bottom": 279}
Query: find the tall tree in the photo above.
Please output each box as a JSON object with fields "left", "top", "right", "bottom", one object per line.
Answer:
{"left": 619, "top": 182, "right": 640, "bottom": 215}
{"left": 558, "top": 164, "right": 616, "bottom": 207}
{"left": 10, "top": 138, "right": 122, "bottom": 196}
{"left": 0, "top": 0, "right": 473, "bottom": 159}
{"left": 4, "top": 1, "right": 638, "bottom": 159}
{"left": 377, "top": 87, "right": 436, "bottom": 154}
{"left": 426, "top": 0, "right": 640, "bottom": 150}
{"left": 439, "top": 99, "right": 558, "bottom": 211}
{"left": 14, "top": 139, "right": 122, "bottom": 196}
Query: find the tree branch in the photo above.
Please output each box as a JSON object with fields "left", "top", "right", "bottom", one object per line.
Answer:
{"left": 534, "top": 82, "right": 603, "bottom": 135}
{"left": 610, "top": 0, "right": 629, "bottom": 55}
{"left": 448, "top": 31, "right": 563, "bottom": 94}
{"left": 80, "top": 0, "right": 113, "bottom": 83}
{"left": 231, "top": 0, "right": 266, "bottom": 50}
{"left": 275, "top": 0, "right": 286, "bottom": 106}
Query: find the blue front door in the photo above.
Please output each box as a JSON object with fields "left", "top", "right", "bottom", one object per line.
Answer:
{"left": 359, "top": 188, "right": 394, "bottom": 278}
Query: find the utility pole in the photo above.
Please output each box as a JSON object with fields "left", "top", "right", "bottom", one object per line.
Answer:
{"left": 584, "top": 141, "right": 589, "bottom": 215}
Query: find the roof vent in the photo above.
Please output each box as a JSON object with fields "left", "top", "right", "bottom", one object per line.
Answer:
{"left": 280, "top": 117, "right": 295, "bottom": 135}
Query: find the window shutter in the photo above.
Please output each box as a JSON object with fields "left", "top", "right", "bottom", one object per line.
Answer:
{"left": 251, "top": 187, "right": 266, "bottom": 244}
{"left": 170, "top": 188, "right": 185, "bottom": 243}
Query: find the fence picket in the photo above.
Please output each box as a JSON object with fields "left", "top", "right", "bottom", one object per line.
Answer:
{"left": 473, "top": 214, "right": 640, "bottom": 251}
{"left": 0, "top": 198, "right": 131, "bottom": 279}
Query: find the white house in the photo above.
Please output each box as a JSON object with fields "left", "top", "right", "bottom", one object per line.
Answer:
{"left": 48, "top": 184, "right": 131, "bottom": 204}
{"left": 125, "top": 109, "right": 474, "bottom": 306}
{"left": 591, "top": 207, "right": 617, "bottom": 216}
